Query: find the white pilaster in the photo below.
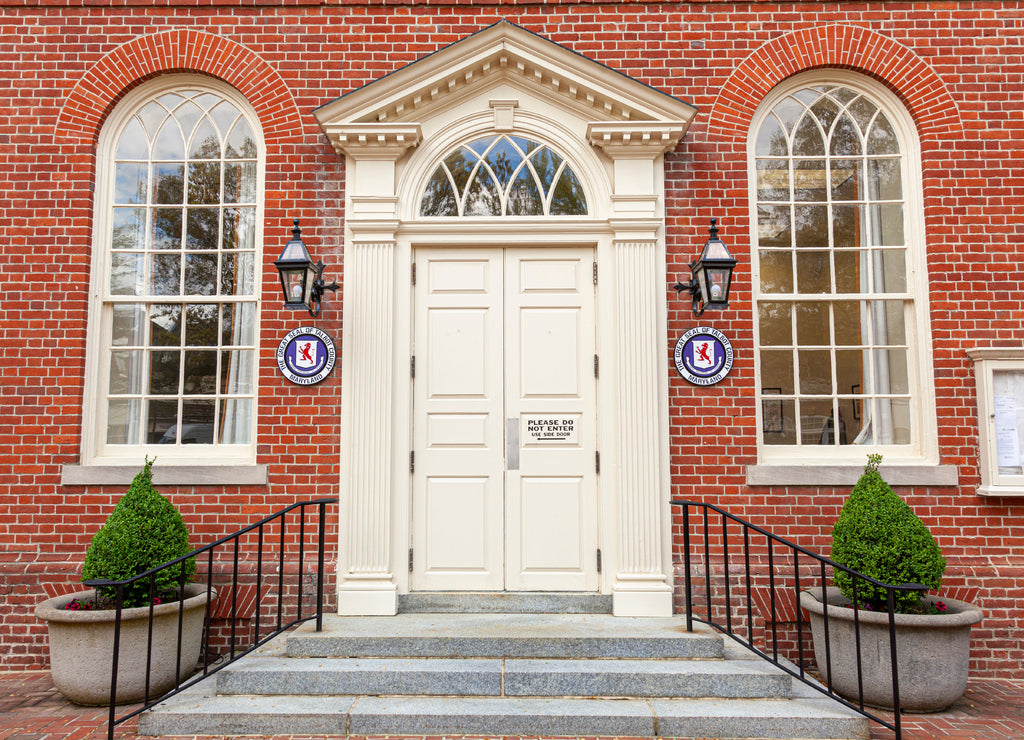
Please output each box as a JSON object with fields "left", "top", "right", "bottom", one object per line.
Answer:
{"left": 590, "top": 123, "right": 686, "bottom": 617}
{"left": 332, "top": 126, "right": 421, "bottom": 616}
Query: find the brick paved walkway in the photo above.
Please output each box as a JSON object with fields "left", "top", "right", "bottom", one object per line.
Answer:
{"left": 2, "top": 670, "right": 1023, "bottom": 740}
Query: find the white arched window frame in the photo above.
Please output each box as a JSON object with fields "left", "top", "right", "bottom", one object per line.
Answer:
{"left": 81, "top": 75, "right": 265, "bottom": 467}
{"left": 748, "top": 71, "right": 938, "bottom": 465}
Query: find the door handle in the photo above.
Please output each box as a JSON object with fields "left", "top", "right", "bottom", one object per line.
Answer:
{"left": 506, "top": 418, "right": 520, "bottom": 470}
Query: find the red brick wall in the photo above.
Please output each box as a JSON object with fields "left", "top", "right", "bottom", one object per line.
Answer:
{"left": 1, "top": 1, "right": 1022, "bottom": 680}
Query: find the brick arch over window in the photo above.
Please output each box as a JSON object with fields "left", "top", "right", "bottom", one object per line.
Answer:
{"left": 708, "top": 25, "right": 962, "bottom": 141}
{"left": 55, "top": 30, "right": 302, "bottom": 144}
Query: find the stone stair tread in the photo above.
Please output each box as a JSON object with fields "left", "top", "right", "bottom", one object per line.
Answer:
{"left": 287, "top": 613, "right": 724, "bottom": 659}
{"left": 215, "top": 654, "right": 791, "bottom": 698}
{"left": 140, "top": 689, "right": 868, "bottom": 739}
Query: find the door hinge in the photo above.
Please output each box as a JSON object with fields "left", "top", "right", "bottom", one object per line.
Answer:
{"left": 595, "top": 451, "right": 600, "bottom": 474}
{"left": 597, "top": 548, "right": 602, "bottom": 574}
{"left": 411, "top": 263, "right": 417, "bottom": 285}
{"left": 410, "top": 451, "right": 415, "bottom": 473}
{"left": 594, "top": 354, "right": 599, "bottom": 378}
{"left": 593, "top": 261, "right": 598, "bottom": 285}
{"left": 409, "top": 548, "right": 414, "bottom": 572}
{"left": 411, "top": 355, "right": 415, "bottom": 378}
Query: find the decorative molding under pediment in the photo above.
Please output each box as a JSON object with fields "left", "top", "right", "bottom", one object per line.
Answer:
{"left": 322, "top": 123, "right": 422, "bottom": 157}
{"left": 587, "top": 122, "right": 689, "bottom": 155}
{"left": 314, "top": 21, "right": 697, "bottom": 142}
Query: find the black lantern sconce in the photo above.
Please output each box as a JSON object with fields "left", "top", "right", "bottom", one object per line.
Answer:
{"left": 274, "top": 219, "right": 339, "bottom": 317}
{"left": 674, "top": 218, "right": 737, "bottom": 317}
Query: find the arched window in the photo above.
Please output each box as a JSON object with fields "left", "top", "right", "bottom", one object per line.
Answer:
{"left": 751, "top": 77, "right": 933, "bottom": 459}
{"left": 87, "top": 79, "right": 262, "bottom": 463}
{"left": 420, "top": 135, "right": 587, "bottom": 217}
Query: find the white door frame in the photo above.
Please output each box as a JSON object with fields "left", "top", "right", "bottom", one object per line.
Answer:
{"left": 314, "top": 22, "right": 697, "bottom": 617}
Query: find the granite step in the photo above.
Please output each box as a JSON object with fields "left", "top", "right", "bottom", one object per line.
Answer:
{"left": 286, "top": 612, "right": 724, "bottom": 659}
{"left": 139, "top": 688, "right": 868, "bottom": 738}
{"left": 398, "top": 591, "right": 613, "bottom": 613}
{"left": 214, "top": 654, "right": 792, "bottom": 699}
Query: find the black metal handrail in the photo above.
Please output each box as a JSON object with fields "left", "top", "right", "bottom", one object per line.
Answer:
{"left": 672, "top": 499, "right": 927, "bottom": 740}
{"left": 83, "top": 497, "right": 337, "bottom": 740}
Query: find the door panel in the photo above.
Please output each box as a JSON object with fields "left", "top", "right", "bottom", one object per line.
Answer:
{"left": 413, "top": 253, "right": 504, "bottom": 590}
{"left": 412, "top": 247, "right": 597, "bottom": 592}
{"left": 505, "top": 249, "right": 597, "bottom": 591}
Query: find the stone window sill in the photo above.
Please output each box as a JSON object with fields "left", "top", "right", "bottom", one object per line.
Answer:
{"left": 61, "top": 464, "right": 269, "bottom": 487}
{"left": 746, "top": 464, "right": 958, "bottom": 487}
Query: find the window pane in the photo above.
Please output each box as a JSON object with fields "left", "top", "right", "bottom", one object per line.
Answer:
{"left": 832, "top": 205, "right": 863, "bottom": 248}
{"left": 114, "top": 163, "right": 148, "bottom": 204}
{"left": 153, "top": 164, "right": 184, "bottom": 204}
{"left": 110, "top": 253, "right": 144, "bottom": 295}
{"left": 150, "top": 304, "right": 181, "bottom": 346}
{"left": 759, "top": 251, "right": 793, "bottom": 293}
{"left": 220, "top": 350, "right": 254, "bottom": 394}
{"left": 549, "top": 167, "right": 587, "bottom": 215}
{"left": 222, "top": 303, "right": 256, "bottom": 346}
{"left": 800, "top": 399, "right": 834, "bottom": 444}
{"left": 152, "top": 208, "right": 183, "bottom": 250}
{"left": 185, "top": 304, "right": 217, "bottom": 346}
{"left": 508, "top": 168, "right": 543, "bottom": 215}
{"left": 760, "top": 350, "right": 795, "bottom": 394}
{"left": 799, "top": 350, "right": 833, "bottom": 394}
{"left": 184, "top": 253, "right": 218, "bottom": 295}
{"left": 796, "top": 302, "right": 830, "bottom": 345}
{"left": 758, "top": 206, "right": 791, "bottom": 247}
{"left": 756, "top": 160, "right": 789, "bottom": 201}
{"left": 186, "top": 208, "right": 219, "bottom": 250}
{"left": 420, "top": 169, "right": 458, "bottom": 216}
{"left": 758, "top": 302, "right": 793, "bottom": 345}
{"left": 868, "top": 158, "right": 902, "bottom": 201}
{"left": 107, "top": 399, "right": 142, "bottom": 444}
{"left": 870, "top": 300, "right": 907, "bottom": 344}
{"left": 180, "top": 400, "right": 215, "bottom": 444}
{"left": 794, "top": 160, "right": 827, "bottom": 201}
{"left": 183, "top": 350, "right": 217, "bottom": 394}
{"left": 833, "top": 301, "right": 864, "bottom": 346}
{"left": 219, "top": 399, "right": 252, "bottom": 443}
{"left": 874, "top": 250, "right": 907, "bottom": 293}
{"left": 149, "top": 350, "right": 180, "bottom": 394}
{"left": 112, "top": 208, "right": 146, "bottom": 250}
{"left": 222, "top": 207, "right": 255, "bottom": 251}
{"left": 223, "top": 162, "right": 257, "bottom": 204}
{"left": 151, "top": 253, "right": 181, "bottom": 295}
{"left": 755, "top": 115, "right": 788, "bottom": 156}
{"left": 796, "top": 251, "right": 830, "bottom": 293}
{"left": 794, "top": 205, "right": 828, "bottom": 247}
{"left": 763, "top": 398, "right": 796, "bottom": 444}
{"left": 834, "top": 251, "right": 863, "bottom": 293}
{"left": 111, "top": 304, "right": 145, "bottom": 346}
{"left": 149, "top": 399, "right": 178, "bottom": 443}
{"left": 869, "top": 204, "right": 904, "bottom": 246}
{"left": 108, "top": 350, "right": 143, "bottom": 394}
{"left": 187, "top": 162, "right": 221, "bottom": 205}
{"left": 830, "top": 159, "right": 862, "bottom": 201}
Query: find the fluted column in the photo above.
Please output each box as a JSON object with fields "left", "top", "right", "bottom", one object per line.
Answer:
{"left": 336, "top": 239, "right": 398, "bottom": 614}
{"left": 328, "top": 124, "right": 421, "bottom": 615}
{"left": 611, "top": 237, "right": 673, "bottom": 616}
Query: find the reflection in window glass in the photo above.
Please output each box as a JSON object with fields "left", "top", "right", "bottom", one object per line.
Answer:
{"left": 103, "top": 87, "right": 259, "bottom": 449}
{"left": 420, "top": 135, "right": 588, "bottom": 217}
{"left": 752, "top": 83, "right": 916, "bottom": 450}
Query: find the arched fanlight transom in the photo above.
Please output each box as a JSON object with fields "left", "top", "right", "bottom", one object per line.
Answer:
{"left": 420, "top": 135, "right": 588, "bottom": 217}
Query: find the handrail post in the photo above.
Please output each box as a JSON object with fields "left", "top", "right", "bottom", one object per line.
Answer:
{"left": 887, "top": 587, "right": 903, "bottom": 739}
{"left": 316, "top": 500, "right": 328, "bottom": 632}
{"left": 682, "top": 504, "right": 693, "bottom": 632}
{"left": 106, "top": 582, "right": 124, "bottom": 740}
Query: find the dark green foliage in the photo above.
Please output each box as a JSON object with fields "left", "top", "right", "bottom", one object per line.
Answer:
{"left": 82, "top": 458, "right": 195, "bottom": 608}
{"left": 831, "top": 454, "right": 946, "bottom": 613}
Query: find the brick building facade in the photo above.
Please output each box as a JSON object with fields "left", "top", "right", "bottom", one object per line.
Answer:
{"left": 1, "top": 1, "right": 1022, "bottom": 679}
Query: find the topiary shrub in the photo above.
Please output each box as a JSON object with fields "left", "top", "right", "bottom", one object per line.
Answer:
{"left": 830, "top": 454, "right": 946, "bottom": 613}
{"left": 82, "top": 457, "right": 196, "bottom": 608}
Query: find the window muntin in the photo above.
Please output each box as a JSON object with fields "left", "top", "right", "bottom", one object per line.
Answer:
{"left": 100, "top": 87, "right": 260, "bottom": 454}
{"left": 753, "top": 83, "right": 920, "bottom": 453}
{"left": 420, "top": 135, "right": 587, "bottom": 217}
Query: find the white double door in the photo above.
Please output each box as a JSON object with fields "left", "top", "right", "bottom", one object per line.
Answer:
{"left": 412, "top": 247, "right": 599, "bottom": 592}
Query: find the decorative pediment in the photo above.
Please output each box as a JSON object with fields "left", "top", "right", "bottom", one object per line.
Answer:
{"left": 314, "top": 21, "right": 697, "bottom": 155}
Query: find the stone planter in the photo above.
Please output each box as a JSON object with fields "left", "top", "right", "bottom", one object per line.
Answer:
{"left": 800, "top": 586, "right": 982, "bottom": 712}
{"left": 34, "top": 583, "right": 212, "bottom": 706}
